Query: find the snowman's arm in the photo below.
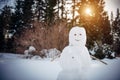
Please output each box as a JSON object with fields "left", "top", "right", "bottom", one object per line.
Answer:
{"left": 90, "top": 55, "right": 108, "bottom": 65}
{"left": 84, "top": 47, "right": 108, "bottom": 65}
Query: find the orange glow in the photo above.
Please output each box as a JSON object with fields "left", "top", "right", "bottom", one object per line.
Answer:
{"left": 85, "top": 7, "right": 93, "bottom": 16}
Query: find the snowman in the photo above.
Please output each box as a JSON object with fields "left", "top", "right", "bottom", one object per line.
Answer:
{"left": 59, "top": 26, "right": 92, "bottom": 71}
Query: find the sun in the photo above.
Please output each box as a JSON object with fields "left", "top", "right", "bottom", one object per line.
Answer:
{"left": 85, "top": 8, "right": 93, "bottom": 16}
{"left": 86, "top": 8, "right": 91, "bottom": 14}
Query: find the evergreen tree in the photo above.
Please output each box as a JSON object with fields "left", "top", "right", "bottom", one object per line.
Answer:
{"left": 60, "top": 0, "right": 64, "bottom": 19}
{"left": 56, "top": 0, "right": 60, "bottom": 19}
{"left": 112, "top": 8, "right": 120, "bottom": 56}
{"left": 77, "top": 0, "right": 112, "bottom": 59}
{"left": 1, "top": 6, "right": 12, "bottom": 31}
{"left": 0, "top": 5, "right": 14, "bottom": 52}
{"left": 33, "top": 0, "right": 45, "bottom": 21}
{"left": 33, "top": 0, "right": 65, "bottom": 23}
{"left": 102, "top": 15, "right": 113, "bottom": 45}
{"left": 13, "top": 0, "right": 24, "bottom": 35}
{"left": 22, "top": 0, "right": 34, "bottom": 26}
{"left": 13, "top": 0, "right": 34, "bottom": 35}
{"left": 0, "top": 10, "right": 5, "bottom": 52}
{"left": 44, "top": 0, "right": 57, "bottom": 23}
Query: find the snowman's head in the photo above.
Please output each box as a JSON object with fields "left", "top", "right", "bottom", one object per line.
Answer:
{"left": 69, "top": 26, "right": 86, "bottom": 46}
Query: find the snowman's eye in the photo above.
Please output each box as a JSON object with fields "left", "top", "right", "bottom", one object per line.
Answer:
{"left": 80, "top": 34, "right": 82, "bottom": 35}
{"left": 72, "top": 56, "right": 74, "bottom": 59}
{"left": 74, "top": 34, "right": 77, "bottom": 36}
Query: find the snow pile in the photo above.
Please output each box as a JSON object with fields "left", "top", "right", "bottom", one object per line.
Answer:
{"left": 28, "top": 46, "right": 36, "bottom": 53}
{"left": 0, "top": 48, "right": 61, "bottom": 60}
{"left": 40, "top": 48, "right": 61, "bottom": 58}
{"left": 24, "top": 46, "right": 36, "bottom": 58}
{"left": 30, "top": 55, "right": 42, "bottom": 60}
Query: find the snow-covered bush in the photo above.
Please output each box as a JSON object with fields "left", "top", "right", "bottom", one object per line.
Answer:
{"left": 28, "top": 46, "right": 36, "bottom": 53}
{"left": 40, "top": 49, "right": 48, "bottom": 58}
{"left": 24, "top": 50, "right": 29, "bottom": 56}
{"left": 89, "top": 41, "right": 105, "bottom": 59}
{"left": 46, "top": 48, "right": 61, "bottom": 58}
{"left": 102, "top": 44, "right": 115, "bottom": 59}
{"left": 89, "top": 42, "right": 99, "bottom": 55}
{"left": 24, "top": 46, "right": 36, "bottom": 58}
{"left": 40, "top": 48, "right": 61, "bottom": 58}
{"left": 94, "top": 48, "right": 105, "bottom": 59}
{"left": 88, "top": 41, "right": 116, "bottom": 59}
{"left": 90, "top": 42, "right": 115, "bottom": 59}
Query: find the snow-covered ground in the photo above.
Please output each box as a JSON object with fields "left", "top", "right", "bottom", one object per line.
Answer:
{"left": 0, "top": 53, "right": 120, "bottom": 80}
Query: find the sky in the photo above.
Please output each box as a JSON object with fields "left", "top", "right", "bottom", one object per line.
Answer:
{"left": 0, "top": 0, "right": 120, "bottom": 19}
{"left": 104, "top": 0, "right": 120, "bottom": 19}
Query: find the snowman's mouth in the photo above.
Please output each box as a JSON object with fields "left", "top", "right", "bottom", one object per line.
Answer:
{"left": 75, "top": 39, "right": 80, "bottom": 41}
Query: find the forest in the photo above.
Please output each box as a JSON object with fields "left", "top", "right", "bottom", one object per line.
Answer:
{"left": 0, "top": 0, "right": 120, "bottom": 59}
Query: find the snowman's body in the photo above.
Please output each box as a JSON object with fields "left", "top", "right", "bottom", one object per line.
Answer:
{"left": 59, "top": 26, "right": 91, "bottom": 71}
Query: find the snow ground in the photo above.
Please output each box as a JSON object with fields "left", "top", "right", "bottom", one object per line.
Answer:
{"left": 0, "top": 53, "right": 120, "bottom": 80}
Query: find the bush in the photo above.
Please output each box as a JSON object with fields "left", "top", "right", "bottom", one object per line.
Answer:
{"left": 14, "top": 20, "right": 69, "bottom": 54}
{"left": 94, "top": 48, "right": 105, "bottom": 59}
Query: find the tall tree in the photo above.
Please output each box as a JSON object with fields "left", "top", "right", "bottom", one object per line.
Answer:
{"left": 0, "top": 10, "right": 5, "bottom": 52}
{"left": 112, "top": 8, "right": 120, "bottom": 56}
{"left": 71, "top": 0, "right": 76, "bottom": 26}
{"left": 22, "top": 0, "right": 34, "bottom": 26}
{"left": 77, "top": 0, "right": 112, "bottom": 59}
{"left": 56, "top": 0, "right": 60, "bottom": 19}
{"left": 13, "top": 0, "right": 24, "bottom": 35}
{"left": 44, "top": 0, "right": 57, "bottom": 23}
{"left": 0, "top": 5, "right": 14, "bottom": 52}
{"left": 32, "top": 0, "right": 57, "bottom": 24}
{"left": 60, "top": 0, "right": 64, "bottom": 19}
{"left": 33, "top": 0, "right": 45, "bottom": 21}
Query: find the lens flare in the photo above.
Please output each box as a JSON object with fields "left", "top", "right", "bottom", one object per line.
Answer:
{"left": 85, "top": 8, "right": 93, "bottom": 16}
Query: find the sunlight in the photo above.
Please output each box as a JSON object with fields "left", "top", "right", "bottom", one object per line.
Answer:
{"left": 85, "top": 8, "right": 93, "bottom": 16}
{"left": 86, "top": 8, "right": 91, "bottom": 14}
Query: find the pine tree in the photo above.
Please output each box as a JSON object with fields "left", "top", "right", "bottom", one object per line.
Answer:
{"left": 33, "top": 0, "right": 65, "bottom": 23}
{"left": 56, "top": 0, "right": 60, "bottom": 19}
{"left": 33, "top": 0, "right": 45, "bottom": 21}
{"left": 53, "top": 0, "right": 63, "bottom": 20}
{"left": 77, "top": 0, "right": 112, "bottom": 59}
{"left": 44, "top": 0, "right": 57, "bottom": 23}
{"left": 0, "top": 5, "right": 14, "bottom": 52}
{"left": 112, "top": 8, "right": 120, "bottom": 56}
{"left": 71, "top": 0, "right": 76, "bottom": 26}
{"left": 13, "top": 0, "right": 24, "bottom": 35}
{"left": 60, "top": 0, "right": 64, "bottom": 19}
{"left": 22, "top": 0, "right": 34, "bottom": 26}
{"left": 0, "top": 10, "right": 5, "bottom": 52}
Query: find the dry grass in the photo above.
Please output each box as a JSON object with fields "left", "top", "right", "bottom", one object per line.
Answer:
{"left": 14, "top": 20, "right": 69, "bottom": 54}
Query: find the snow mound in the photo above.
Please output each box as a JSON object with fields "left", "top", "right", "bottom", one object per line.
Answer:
{"left": 24, "top": 46, "right": 36, "bottom": 59}
{"left": 40, "top": 48, "right": 61, "bottom": 58}
{"left": 24, "top": 50, "right": 29, "bottom": 56}
{"left": 31, "top": 55, "right": 42, "bottom": 60}
{"left": 28, "top": 46, "right": 36, "bottom": 53}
